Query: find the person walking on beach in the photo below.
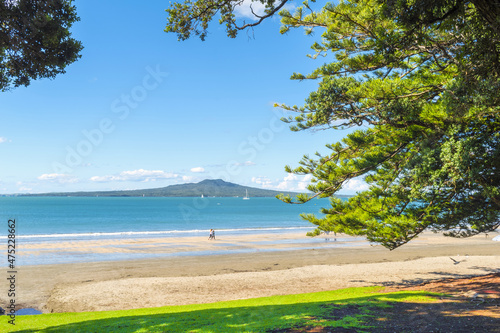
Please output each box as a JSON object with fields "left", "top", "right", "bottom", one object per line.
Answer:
{"left": 208, "top": 229, "right": 215, "bottom": 240}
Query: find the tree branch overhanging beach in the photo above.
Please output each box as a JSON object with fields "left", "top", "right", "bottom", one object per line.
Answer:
{"left": 165, "top": 0, "right": 500, "bottom": 249}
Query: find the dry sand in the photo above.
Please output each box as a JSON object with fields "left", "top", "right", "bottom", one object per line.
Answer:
{"left": 1, "top": 231, "right": 498, "bottom": 313}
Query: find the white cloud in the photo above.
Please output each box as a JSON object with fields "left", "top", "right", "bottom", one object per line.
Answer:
{"left": 297, "top": 175, "right": 313, "bottom": 191}
{"left": 342, "top": 178, "right": 369, "bottom": 193}
{"left": 38, "top": 173, "right": 79, "bottom": 184}
{"left": 190, "top": 167, "right": 205, "bottom": 173}
{"left": 251, "top": 174, "right": 313, "bottom": 192}
{"left": 0, "top": 137, "right": 10, "bottom": 143}
{"left": 251, "top": 176, "right": 273, "bottom": 188}
{"left": 90, "top": 169, "right": 178, "bottom": 183}
{"left": 234, "top": 1, "right": 296, "bottom": 20}
{"left": 274, "top": 174, "right": 368, "bottom": 194}
{"left": 182, "top": 175, "right": 195, "bottom": 182}
{"left": 276, "top": 174, "right": 312, "bottom": 192}
{"left": 18, "top": 186, "right": 32, "bottom": 192}
{"left": 234, "top": 0, "right": 267, "bottom": 19}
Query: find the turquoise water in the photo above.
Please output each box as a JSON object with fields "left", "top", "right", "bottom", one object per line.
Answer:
{"left": 0, "top": 196, "right": 327, "bottom": 242}
{"left": 0, "top": 197, "right": 370, "bottom": 265}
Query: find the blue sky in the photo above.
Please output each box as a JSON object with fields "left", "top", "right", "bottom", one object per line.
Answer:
{"left": 0, "top": 0, "right": 367, "bottom": 195}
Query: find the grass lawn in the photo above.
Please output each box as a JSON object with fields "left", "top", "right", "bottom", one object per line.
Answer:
{"left": 1, "top": 286, "right": 438, "bottom": 332}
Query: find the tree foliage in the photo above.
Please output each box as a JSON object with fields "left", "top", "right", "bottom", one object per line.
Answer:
{"left": 165, "top": 0, "right": 500, "bottom": 249}
{"left": 165, "top": 0, "right": 293, "bottom": 40}
{"left": 275, "top": 0, "right": 500, "bottom": 249}
{"left": 0, "top": 0, "right": 82, "bottom": 91}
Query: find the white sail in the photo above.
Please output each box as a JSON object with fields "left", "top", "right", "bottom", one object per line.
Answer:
{"left": 243, "top": 189, "right": 250, "bottom": 200}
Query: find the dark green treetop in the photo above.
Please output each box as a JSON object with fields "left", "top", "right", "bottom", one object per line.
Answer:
{"left": 0, "top": 0, "right": 82, "bottom": 91}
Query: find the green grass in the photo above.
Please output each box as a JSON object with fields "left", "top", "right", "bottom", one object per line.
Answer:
{"left": 1, "top": 287, "right": 439, "bottom": 333}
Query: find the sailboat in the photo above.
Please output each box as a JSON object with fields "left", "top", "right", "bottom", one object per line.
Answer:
{"left": 243, "top": 189, "right": 250, "bottom": 200}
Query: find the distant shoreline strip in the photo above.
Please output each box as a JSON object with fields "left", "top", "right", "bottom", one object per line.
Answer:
{"left": 10, "top": 226, "right": 313, "bottom": 239}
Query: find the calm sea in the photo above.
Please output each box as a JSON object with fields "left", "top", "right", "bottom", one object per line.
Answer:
{"left": 0, "top": 196, "right": 326, "bottom": 242}
{"left": 0, "top": 197, "right": 370, "bottom": 265}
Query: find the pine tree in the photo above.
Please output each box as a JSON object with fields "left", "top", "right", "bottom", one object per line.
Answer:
{"left": 166, "top": 0, "right": 500, "bottom": 249}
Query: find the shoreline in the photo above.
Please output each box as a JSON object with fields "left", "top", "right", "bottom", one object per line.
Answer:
{"left": 1, "top": 231, "right": 498, "bottom": 313}
{"left": 17, "top": 230, "right": 364, "bottom": 266}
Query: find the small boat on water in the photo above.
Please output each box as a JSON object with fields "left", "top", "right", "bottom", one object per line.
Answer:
{"left": 243, "top": 189, "right": 250, "bottom": 200}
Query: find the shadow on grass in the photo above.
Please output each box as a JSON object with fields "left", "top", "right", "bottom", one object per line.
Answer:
{"left": 358, "top": 297, "right": 500, "bottom": 333}
{"left": 9, "top": 291, "right": 500, "bottom": 333}
{"left": 353, "top": 270, "right": 499, "bottom": 288}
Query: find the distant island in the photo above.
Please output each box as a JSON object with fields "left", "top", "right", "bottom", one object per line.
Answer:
{"left": 18, "top": 179, "right": 352, "bottom": 199}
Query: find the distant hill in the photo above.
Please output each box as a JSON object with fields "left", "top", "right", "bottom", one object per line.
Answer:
{"left": 20, "top": 179, "right": 311, "bottom": 198}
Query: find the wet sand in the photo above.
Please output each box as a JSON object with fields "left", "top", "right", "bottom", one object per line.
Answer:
{"left": 1, "top": 231, "right": 498, "bottom": 313}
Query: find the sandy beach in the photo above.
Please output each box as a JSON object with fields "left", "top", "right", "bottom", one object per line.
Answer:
{"left": 2, "top": 231, "right": 499, "bottom": 313}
